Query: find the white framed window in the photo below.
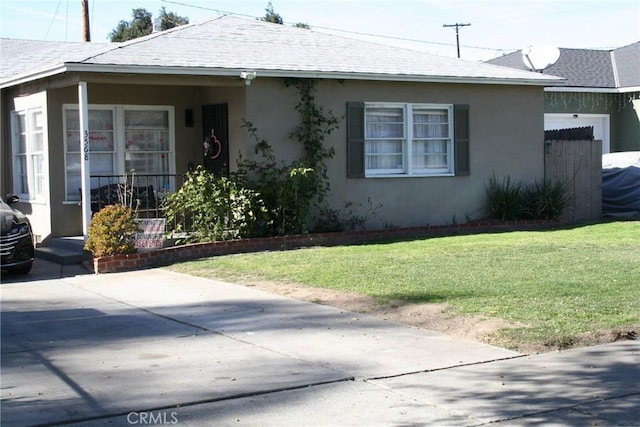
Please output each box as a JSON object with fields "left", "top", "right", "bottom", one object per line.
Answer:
{"left": 64, "top": 106, "right": 116, "bottom": 200}
{"left": 63, "top": 105, "right": 174, "bottom": 201}
{"left": 11, "top": 108, "right": 46, "bottom": 200}
{"left": 124, "top": 108, "right": 171, "bottom": 175}
{"left": 365, "top": 103, "right": 454, "bottom": 177}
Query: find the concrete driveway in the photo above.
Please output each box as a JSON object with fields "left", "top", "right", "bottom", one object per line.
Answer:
{"left": 1, "top": 259, "right": 638, "bottom": 426}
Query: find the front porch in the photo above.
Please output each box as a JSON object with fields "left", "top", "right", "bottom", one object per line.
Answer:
{"left": 37, "top": 173, "right": 191, "bottom": 265}
{"left": 84, "top": 173, "right": 188, "bottom": 220}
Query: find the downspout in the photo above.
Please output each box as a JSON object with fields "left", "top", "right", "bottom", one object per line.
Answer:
{"left": 78, "top": 82, "right": 91, "bottom": 241}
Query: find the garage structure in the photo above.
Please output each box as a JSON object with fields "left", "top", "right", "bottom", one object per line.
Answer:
{"left": 488, "top": 42, "right": 640, "bottom": 153}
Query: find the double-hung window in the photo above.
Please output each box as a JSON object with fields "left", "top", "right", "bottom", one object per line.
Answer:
{"left": 63, "top": 105, "right": 174, "bottom": 201}
{"left": 124, "top": 109, "right": 171, "bottom": 175}
{"left": 364, "top": 103, "right": 453, "bottom": 176}
{"left": 11, "top": 108, "right": 46, "bottom": 200}
{"left": 347, "top": 102, "right": 469, "bottom": 178}
{"left": 411, "top": 106, "right": 451, "bottom": 173}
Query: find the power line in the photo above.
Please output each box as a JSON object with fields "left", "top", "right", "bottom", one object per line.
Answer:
{"left": 161, "top": 0, "right": 255, "bottom": 19}
{"left": 44, "top": 0, "right": 64, "bottom": 40}
{"left": 160, "top": 0, "right": 515, "bottom": 55}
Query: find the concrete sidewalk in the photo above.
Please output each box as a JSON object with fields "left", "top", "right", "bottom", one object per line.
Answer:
{"left": 1, "top": 260, "right": 638, "bottom": 426}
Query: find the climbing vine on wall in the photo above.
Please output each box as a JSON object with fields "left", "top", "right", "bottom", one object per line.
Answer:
{"left": 285, "top": 78, "right": 340, "bottom": 202}
{"left": 166, "top": 78, "right": 344, "bottom": 241}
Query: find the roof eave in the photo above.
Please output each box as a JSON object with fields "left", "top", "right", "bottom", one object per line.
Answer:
{"left": 250, "top": 69, "right": 561, "bottom": 86}
{"left": 70, "top": 64, "right": 565, "bottom": 86}
{"left": 545, "top": 86, "right": 640, "bottom": 93}
{"left": 0, "top": 65, "right": 68, "bottom": 89}
{"left": 1, "top": 63, "right": 562, "bottom": 89}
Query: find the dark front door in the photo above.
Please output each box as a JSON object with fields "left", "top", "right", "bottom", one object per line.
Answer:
{"left": 202, "top": 104, "right": 229, "bottom": 176}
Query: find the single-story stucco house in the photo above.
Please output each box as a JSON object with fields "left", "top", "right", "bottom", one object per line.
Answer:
{"left": 487, "top": 42, "right": 640, "bottom": 154}
{"left": 1, "top": 15, "right": 562, "bottom": 244}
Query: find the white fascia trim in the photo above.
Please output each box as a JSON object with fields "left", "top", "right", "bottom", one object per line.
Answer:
{"left": 0, "top": 65, "right": 68, "bottom": 89}
{"left": 66, "top": 63, "right": 563, "bottom": 86}
{"left": 545, "top": 86, "right": 640, "bottom": 93}
{"left": 247, "top": 69, "right": 561, "bottom": 86}
{"left": 2, "top": 62, "right": 562, "bottom": 89}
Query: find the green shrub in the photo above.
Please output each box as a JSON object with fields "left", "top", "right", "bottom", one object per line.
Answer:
{"left": 163, "top": 79, "right": 371, "bottom": 242}
{"left": 485, "top": 174, "right": 524, "bottom": 221}
{"left": 236, "top": 121, "right": 318, "bottom": 236}
{"left": 84, "top": 204, "right": 141, "bottom": 257}
{"left": 164, "top": 166, "right": 266, "bottom": 242}
{"left": 522, "top": 179, "right": 571, "bottom": 220}
{"left": 485, "top": 175, "right": 570, "bottom": 221}
{"left": 313, "top": 198, "right": 381, "bottom": 232}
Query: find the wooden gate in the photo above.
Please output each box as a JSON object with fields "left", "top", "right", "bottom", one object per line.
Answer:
{"left": 544, "top": 139, "right": 602, "bottom": 221}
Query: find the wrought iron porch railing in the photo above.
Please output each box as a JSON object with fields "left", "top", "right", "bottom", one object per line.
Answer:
{"left": 85, "top": 174, "right": 189, "bottom": 233}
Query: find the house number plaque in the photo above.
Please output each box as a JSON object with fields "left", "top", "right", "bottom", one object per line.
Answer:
{"left": 83, "top": 129, "right": 90, "bottom": 160}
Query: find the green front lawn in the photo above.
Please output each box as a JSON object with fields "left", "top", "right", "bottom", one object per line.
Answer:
{"left": 168, "top": 221, "right": 640, "bottom": 350}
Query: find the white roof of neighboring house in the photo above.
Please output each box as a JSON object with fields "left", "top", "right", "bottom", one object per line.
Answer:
{"left": 1, "top": 15, "right": 562, "bottom": 89}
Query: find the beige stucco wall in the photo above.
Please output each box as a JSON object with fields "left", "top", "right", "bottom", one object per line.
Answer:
{"left": 244, "top": 78, "right": 545, "bottom": 228}
{"left": 4, "top": 73, "right": 545, "bottom": 238}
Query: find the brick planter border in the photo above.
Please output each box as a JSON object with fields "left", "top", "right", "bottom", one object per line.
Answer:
{"left": 92, "top": 220, "right": 565, "bottom": 274}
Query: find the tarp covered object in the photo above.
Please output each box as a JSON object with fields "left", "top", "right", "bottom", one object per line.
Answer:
{"left": 602, "top": 152, "right": 640, "bottom": 217}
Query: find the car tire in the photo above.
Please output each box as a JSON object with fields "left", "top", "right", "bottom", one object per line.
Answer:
{"left": 8, "top": 262, "right": 33, "bottom": 275}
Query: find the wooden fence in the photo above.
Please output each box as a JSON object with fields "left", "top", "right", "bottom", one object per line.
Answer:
{"left": 544, "top": 139, "right": 602, "bottom": 222}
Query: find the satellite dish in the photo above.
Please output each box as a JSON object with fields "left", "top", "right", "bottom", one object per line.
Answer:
{"left": 521, "top": 45, "right": 560, "bottom": 72}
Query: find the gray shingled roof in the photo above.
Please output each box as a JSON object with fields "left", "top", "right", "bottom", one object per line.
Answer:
{"left": 2, "top": 15, "right": 561, "bottom": 88}
{"left": 0, "top": 39, "right": 111, "bottom": 82}
{"left": 486, "top": 42, "right": 639, "bottom": 89}
{"left": 613, "top": 42, "right": 640, "bottom": 87}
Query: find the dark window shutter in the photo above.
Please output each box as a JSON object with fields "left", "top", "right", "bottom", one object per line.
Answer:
{"left": 347, "top": 102, "right": 365, "bottom": 178}
{"left": 454, "top": 104, "right": 470, "bottom": 176}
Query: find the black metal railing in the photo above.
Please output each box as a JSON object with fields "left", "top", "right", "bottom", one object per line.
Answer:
{"left": 85, "top": 174, "right": 189, "bottom": 233}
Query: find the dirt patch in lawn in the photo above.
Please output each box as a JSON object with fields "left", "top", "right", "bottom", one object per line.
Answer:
{"left": 243, "top": 279, "right": 636, "bottom": 354}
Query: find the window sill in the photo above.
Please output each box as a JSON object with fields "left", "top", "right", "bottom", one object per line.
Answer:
{"left": 364, "top": 173, "right": 455, "bottom": 178}
{"left": 14, "top": 198, "right": 48, "bottom": 205}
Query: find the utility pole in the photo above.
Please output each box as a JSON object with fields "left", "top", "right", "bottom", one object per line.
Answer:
{"left": 81, "top": 0, "right": 91, "bottom": 42}
{"left": 443, "top": 23, "right": 470, "bottom": 58}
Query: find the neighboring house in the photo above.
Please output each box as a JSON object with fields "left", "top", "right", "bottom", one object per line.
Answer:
{"left": 487, "top": 43, "right": 640, "bottom": 154}
{"left": 1, "top": 15, "right": 561, "bottom": 243}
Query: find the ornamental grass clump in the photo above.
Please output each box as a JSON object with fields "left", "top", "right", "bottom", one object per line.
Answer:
{"left": 84, "top": 204, "right": 141, "bottom": 257}
{"left": 485, "top": 174, "right": 524, "bottom": 221}
{"left": 485, "top": 174, "right": 570, "bottom": 221}
{"left": 522, "top": 178, "right": 571, "bottom": 220}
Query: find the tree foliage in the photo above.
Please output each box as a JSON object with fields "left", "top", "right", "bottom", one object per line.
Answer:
{"left": 260, "top": 2, "right": 283, "bottom": 24}
{"left": 109, "top": 7, "right": 189, "bottom": 42}
{"left": 259, "top": 2, "right": 310, "bottom": 29}
{"left": 158, "top": 7, "right": 189, "bottom": 30}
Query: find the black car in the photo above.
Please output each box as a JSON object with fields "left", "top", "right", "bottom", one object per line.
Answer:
{"left": 1, "top": 194, "right": 34, "bottom": 274}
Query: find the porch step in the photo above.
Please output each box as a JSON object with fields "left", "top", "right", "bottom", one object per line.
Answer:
{"left": 35, "top": 237, "right": 89, "bottom": 265}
